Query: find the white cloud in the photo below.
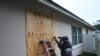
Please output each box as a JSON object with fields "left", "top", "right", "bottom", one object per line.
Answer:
{"left": 53, "top": 0, "right": 100, "bottom": 25}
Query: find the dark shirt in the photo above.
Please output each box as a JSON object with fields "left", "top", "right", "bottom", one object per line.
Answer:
{"left": 57, "top": 40, "right": 72, "bottom": 56}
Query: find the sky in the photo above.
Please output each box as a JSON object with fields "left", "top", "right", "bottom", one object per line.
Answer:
{"left": 53, "top": 0, "right": 100, "bottom": 25}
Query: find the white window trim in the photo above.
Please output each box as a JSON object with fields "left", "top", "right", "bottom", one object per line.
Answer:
{"left": 72, "top": 43, "right": 83, "bottom": 50}
{"left": 72, "top": 26, "right": 83, "bottom": 45}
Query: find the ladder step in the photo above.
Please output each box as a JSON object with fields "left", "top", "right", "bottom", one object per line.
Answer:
{"left": 47, "top": 48, "right": 54, "bottom": 51}
{"left": 40, "top": 39, "right": 49, "bottom": 43}
{"left": 40, "top": 39, "right": 56, "bottom": 56}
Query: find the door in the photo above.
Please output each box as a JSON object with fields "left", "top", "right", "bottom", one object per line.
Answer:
{"left": 26, "top": 9, "right": 56, "bottom": 56}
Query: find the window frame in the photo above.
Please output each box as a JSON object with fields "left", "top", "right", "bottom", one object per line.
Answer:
{"left": 71, "top": 26, "right": 82, "bottom": 46}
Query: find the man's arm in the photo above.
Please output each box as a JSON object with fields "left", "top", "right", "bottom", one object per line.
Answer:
{"left": 53, "top": 36, "right": 59, "bottom": 44}
{"left": 58, "top": 37, "right": 63, "bottom": 42}
{"left": 53, "top": 36, "right": 62, "bottom": 49}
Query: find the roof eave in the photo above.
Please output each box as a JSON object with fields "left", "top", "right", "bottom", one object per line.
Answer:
{"left": 38, "top": 0, "right": 96, "bottom": 30}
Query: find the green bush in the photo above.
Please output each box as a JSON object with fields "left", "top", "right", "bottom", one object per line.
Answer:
{"left": 81, "top": 52, "right": 97, "bottom": 56}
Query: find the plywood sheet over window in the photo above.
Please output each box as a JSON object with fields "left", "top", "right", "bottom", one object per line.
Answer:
{"left": 26, "top": 9, "right": 57, "bottom": 56}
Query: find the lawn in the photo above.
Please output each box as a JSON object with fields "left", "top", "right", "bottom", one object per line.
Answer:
{"left": 80, "top": 52, "right": 97, "bottom": 56}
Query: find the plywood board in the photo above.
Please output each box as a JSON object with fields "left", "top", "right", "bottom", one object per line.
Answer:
{"left": 26, "top": 9, "right": 57, "bottom": 56}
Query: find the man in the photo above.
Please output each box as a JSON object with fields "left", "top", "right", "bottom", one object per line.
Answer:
{"left": 53, "top": 36, "right": 72, "bottom": 56}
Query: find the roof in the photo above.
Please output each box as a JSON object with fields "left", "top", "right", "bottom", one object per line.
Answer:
{"left": 38, "top": 0, "right": 96, "bottom": 30}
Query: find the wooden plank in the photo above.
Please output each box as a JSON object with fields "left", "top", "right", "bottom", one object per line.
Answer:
{"left": 26, "top": 9, "right": 57, "bottom": 56}
{"left": 26, "top": 10, "right": 36, "bottom": 56}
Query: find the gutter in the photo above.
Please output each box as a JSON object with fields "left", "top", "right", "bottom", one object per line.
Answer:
{"left": 38, "top": 0, "right": 96, "bottom": 30}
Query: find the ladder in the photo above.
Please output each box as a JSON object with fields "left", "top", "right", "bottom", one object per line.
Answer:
{"left": 40, "top": 40, "right": 56, "bottom": 56}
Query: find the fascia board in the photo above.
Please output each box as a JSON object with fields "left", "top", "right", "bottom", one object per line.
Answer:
{"left": 38, "top": 0, "right": 96, "bottom": 30}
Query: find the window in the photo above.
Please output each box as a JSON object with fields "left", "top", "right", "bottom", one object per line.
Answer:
{"left": 72, "top": 26, "right": 82, "bottom": 45}
{"left": 86, "top": 29, "right": 88, "bottom": 34}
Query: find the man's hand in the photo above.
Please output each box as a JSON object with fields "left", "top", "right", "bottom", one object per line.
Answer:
{"left": 58, "top": 37, "right": 62, "bottom": 40}
{"left": 53, "top": 36, "right": 59, "bottom": 44}
{"left": 53, "top": 36, "right": 56, "bottom": 40}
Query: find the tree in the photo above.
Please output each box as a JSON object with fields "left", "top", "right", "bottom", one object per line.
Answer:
{"left": 93, "top": 20, "right": 100, "bottom": 30}
{"left": 97, "top": 20, "right": 100, "bottom": 24}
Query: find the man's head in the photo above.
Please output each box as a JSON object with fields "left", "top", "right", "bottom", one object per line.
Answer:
{"left": 62, "top": 36, "right": 68, "bottom": 40}
{"left": 62, "top": 36, "right": 69, "bottom": 43}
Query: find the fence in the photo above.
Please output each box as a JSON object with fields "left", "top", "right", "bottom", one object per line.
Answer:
{"left": 83, "top": 34, "right": 95, "bottom": 53}
{"left": 95, "top": 31, "right": 100, "bottom": 56}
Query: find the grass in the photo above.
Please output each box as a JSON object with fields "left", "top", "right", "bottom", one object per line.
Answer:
{"left": 80, "top": 52, "right": 97, "bottom": 56}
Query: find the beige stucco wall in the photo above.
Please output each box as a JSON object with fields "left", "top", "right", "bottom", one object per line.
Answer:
{"left": 55, "top": 19, "right": 72, "bottom": 56}
{"left": 72, "top": 45, "right": 84, "bottom": 56}
{"left": 82, "top": 28, "right": 86, "bottom": 34}
{"left": 56, "top": 20, "right": 72, "bottom": 42}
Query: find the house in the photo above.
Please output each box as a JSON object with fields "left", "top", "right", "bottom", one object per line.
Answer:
{"left": 0, "top": 0, "right": 95, "bottom": 56}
